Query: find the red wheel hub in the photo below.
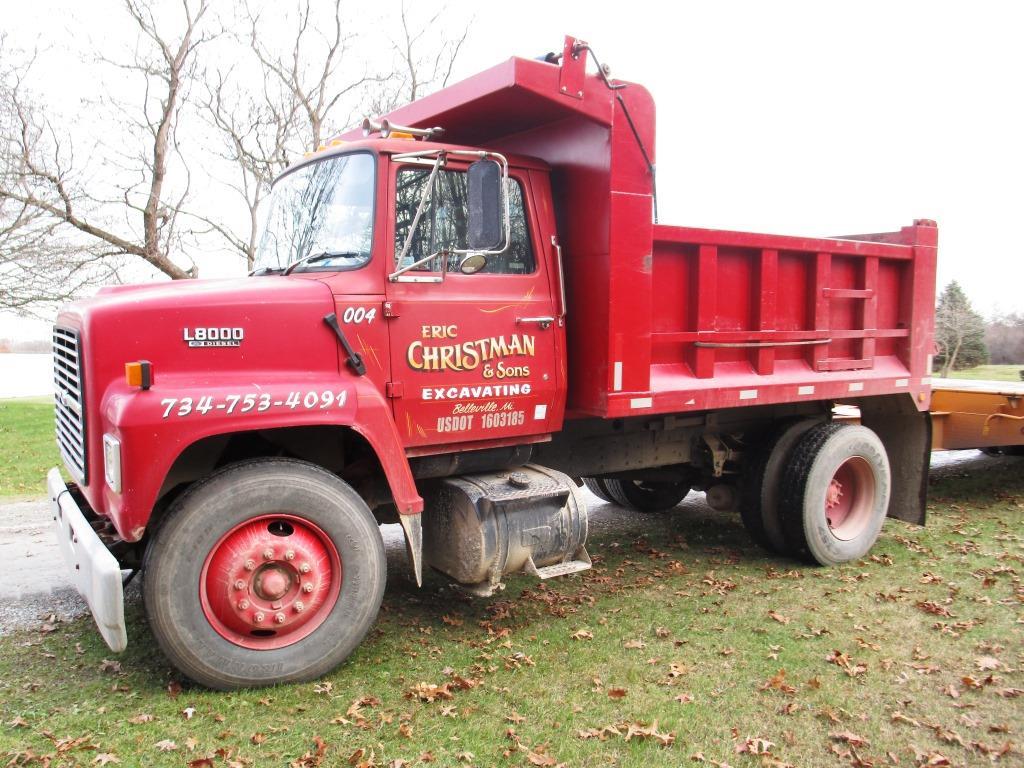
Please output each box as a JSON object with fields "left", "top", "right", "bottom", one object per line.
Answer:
{"left": 200, "top": 515, "right": 342, "bottom": 649}
{"left": 823, "top": 457, "right": 875, "bottom": 541}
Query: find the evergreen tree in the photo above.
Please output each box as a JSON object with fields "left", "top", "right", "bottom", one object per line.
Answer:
{"left": 934, "top": 281, "right": 988, "bottom": 376}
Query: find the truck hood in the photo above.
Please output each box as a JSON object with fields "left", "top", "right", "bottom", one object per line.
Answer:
{"left": 56, "top": 276, "right": 342, "bottom": 384}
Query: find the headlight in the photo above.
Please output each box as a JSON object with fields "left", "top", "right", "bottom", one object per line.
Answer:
{"left": 103, "top": 434, "right": 122, "bottom": 493}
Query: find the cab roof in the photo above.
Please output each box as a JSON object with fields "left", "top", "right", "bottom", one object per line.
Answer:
{"left": 278, "top": 136, "right": 551, "bottom": 182}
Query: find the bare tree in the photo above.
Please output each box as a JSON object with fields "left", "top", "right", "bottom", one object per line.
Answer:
{"left": 0, "top": 0, "right": 213, "bottom": 314}
{"left": 391, "top": 1, "right": 469, "bottom": 105}
{"left": 204, "top": 0, "right": 469, "bottom": 270}
{"left": 246, "top": 0, "right": 381, "bottom": 153}
{"left": 197, "top": 67, "right": 294, "bottom": 270}
{"left": 196, "top": 0, "right": 380, "bottom": 269}
{"left": 361, "top": 2, "right": 469, "bottom": 117}
{"left": 0, "top": 41, "right": 123, "bottom": 312}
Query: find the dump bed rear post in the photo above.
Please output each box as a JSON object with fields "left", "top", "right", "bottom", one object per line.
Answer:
{"left": 850, "top": 218, "right": 938, "bottom": 526}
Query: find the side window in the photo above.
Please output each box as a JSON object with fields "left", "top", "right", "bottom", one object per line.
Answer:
{"left": 394, "top": 167, "right": 535, "bottom": 275}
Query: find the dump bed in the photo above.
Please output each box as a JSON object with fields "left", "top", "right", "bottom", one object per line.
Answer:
{"left": 363, "top": 35, "right": 937, "bottom": 419}
{"left": 622, "top": 220, "right": 939, "bottom": 419}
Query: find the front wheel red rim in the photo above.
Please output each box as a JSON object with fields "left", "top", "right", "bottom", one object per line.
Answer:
{"left": 823, "top": 456, "right": 876, "bottom": 541}
{"left": 200, "top": 514, "right": 342, "bottom": 650}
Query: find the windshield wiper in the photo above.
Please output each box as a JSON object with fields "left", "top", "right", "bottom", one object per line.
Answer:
{"left": 282, "top": 251, "right": 361, "bottom": 276}
{"left": 249, "top": 266, "right": 284, "bottom": 276}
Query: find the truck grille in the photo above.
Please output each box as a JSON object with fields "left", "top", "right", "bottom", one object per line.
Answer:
{"left": 52, "top": 326, "right": 87, "bottom": 483}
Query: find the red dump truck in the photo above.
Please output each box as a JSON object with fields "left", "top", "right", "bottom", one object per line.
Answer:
{"left": 47, "top": 36, "right": 937, "bottom": 689}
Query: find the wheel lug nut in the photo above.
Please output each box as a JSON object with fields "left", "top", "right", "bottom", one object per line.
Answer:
{"left": 299, "top": 563, "right": 311, "bottom": 574}
{"left": 274, "top": 612, "right": 286, "bottom": 624}
{"left": 302, "top": 583, "right": 314, "bottom": 594}
{"left": 284, "top": 550, "right": 295, "bottom": 560}
{"left": 238, "top": 599, "right": 250, "bottom": 610}
{"left": 262, "top": 548, "right": 274, "bottom": 560}
{"left": 254, "top": 612, "right": 265, "bottom": 623}
{"left": 294, "top": 601, "right": 305, "bottom": 613}
{"left": 244, "top": 559, "right": 256, "bottom": 571}
{"left": 234, "top": 579, "right": 246, "bottom": 590}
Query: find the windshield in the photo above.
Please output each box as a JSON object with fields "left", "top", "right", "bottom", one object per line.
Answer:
{"left": 254, "top": 152, "right": 375, "bottom": 272}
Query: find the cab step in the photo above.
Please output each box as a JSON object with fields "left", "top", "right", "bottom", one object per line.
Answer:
{"left": 525, "top": 548, "right": 592, "bottom": 580}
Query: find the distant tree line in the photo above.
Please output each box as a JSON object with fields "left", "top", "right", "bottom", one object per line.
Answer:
{"left": 0, "top": 337, "right": 50, "bottom": 353}
{"left": 985, "top": 312, "right": 1024, "bottom": 365}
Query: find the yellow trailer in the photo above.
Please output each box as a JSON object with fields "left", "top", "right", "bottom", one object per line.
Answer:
{"left": 930, "top": 378, "right": 1024, "bottom": 453}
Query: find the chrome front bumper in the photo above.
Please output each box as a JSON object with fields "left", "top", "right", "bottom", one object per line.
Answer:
{"left": 47, "top": 468, "right": 127, "bottom": 652}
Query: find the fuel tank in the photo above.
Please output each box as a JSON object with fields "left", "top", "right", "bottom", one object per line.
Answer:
{"left": 421, "top": 464, "right": 591, "bottom": 595}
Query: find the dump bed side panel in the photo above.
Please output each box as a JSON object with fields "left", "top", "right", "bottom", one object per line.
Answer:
{"left": 595, "top": 220, "right": 937, "bottom": 419}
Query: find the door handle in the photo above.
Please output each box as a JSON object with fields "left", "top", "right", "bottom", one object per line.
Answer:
{"left": 516, "top": 316, "right": 555, "bottom": 329}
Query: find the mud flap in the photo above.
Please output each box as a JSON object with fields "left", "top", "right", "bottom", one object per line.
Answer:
{"left": 858, "top": 395, "right": 931, "bottom": 525}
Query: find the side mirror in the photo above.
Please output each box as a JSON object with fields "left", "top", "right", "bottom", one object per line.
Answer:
{"left": 467, "top": 159, "right": 503, "bottom": 251}
{"left": 459, "top": 253, "right": 488, "bottom": 274}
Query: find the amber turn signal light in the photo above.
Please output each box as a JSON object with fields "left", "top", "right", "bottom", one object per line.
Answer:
{"left": 125, "top": 360, "right": 153, "bottom": 390}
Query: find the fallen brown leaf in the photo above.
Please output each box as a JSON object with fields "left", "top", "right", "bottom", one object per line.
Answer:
{"left": 916, "top": 601, "right": 953, "bottom": 618}
{"left": 758, "top": 669, "right": 796, "bottom": 695}
{"left": 830, "top": 731, "right": 869, "bottom": 748}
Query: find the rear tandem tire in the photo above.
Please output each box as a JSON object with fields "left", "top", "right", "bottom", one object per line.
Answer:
{"left": 779, "top": 423, "right": 891, "bottom": 565}
{"left": 143, "top": 458, "right": 386, "bottom": 690}
{"left": 602, "top": 479, "right": 690, "bottom": 513}
{"left": 582, "top": 477, "right": 614, "bottom": 502}
{"left": 739, "top": 419, "right": 818, "bottom": 554}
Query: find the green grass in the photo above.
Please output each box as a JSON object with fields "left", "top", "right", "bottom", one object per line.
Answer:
{"left": 0, "top": 397, "right": 58, "bottom": 499}
{"left": 944, "top": 364, "right": 1023, "bottom": 382}
{"left": 0, "top": 460, "right": 1021, "bottom": 767}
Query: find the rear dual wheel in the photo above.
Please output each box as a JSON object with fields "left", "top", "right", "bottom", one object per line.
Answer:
{"left": 741, "top": 421, "right": 890, "bottom": 565}
{"left": 582, "top": 476, "right": 690, "bottom": 512}
{"left": 740, "top": 419, "right": 817, "bottom": 554}
{"left": 144, "top": 459, "right": 386, "bottom": 690}
{"left": 780, "top": 423, "right": 890, "bottom": 565}
{"left": 602, "top": 478, "right": 690, "bottom": 512}
{"left": 582, "top": 477, "right": 614, "bottom": 502}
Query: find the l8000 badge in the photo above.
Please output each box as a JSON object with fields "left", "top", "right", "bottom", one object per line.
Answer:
{"left": 183, "top": 327, "right": 244, "bottom": 347}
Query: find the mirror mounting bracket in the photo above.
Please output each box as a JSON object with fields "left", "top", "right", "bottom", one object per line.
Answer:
{"left": 388, "top": 149, "right": 512, "bottom": 283}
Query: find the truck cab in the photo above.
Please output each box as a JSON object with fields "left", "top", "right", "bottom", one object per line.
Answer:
{"left": 252, "top": 139, "right": 568, "bottom": 453}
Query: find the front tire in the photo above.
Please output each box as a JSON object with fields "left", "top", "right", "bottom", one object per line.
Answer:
{"left": 143, "top": 458, "right": 386, "bottom": 690}
{"left": 780, "top": 423, "right": 890, "bottom": 565}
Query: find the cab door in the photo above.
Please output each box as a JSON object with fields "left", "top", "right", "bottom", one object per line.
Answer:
{"left": 384, "top": 160, "right": 561, "bottom": 451}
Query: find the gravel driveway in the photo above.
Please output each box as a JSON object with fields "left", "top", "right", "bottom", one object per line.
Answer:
{"left": 0, "top": 449, "right": 1009, "bottom": 635}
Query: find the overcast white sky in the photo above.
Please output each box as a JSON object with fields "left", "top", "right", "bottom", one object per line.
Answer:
{"left": 3, "top": 0, "right": 1023, "bottom": 340}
